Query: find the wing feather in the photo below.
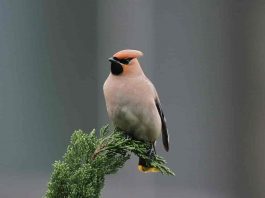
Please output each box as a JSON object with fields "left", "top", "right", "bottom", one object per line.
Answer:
{"left": 155, "top": 98, "right": 169, "bottom": 151}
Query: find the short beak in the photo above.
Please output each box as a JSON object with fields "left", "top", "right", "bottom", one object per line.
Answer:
{"left": 108, "top": 57, "right": 119, "bottom": 64}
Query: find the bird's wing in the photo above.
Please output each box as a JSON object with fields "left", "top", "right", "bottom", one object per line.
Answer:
{"left": 155, "top": 98, "right": 169, "bottom": 151}
{"left": 144, "top": 77, "right": 169, "bottom": 151}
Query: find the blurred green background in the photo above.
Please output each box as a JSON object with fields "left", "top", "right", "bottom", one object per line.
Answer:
{"left": 0, "top": 0, "right": 265, "bottom": 197}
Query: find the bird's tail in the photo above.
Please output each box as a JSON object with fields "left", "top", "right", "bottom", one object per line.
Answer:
{"left": 138, "top": 157, "right": 159, "bottom": 173}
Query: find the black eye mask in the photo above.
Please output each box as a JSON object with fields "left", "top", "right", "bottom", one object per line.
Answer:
{"left": 113, "top": 57, "right": 133, "bottom": 65}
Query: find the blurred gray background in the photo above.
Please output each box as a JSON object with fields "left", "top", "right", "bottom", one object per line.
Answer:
{"left": 0, "top": 0, "right": 265, "bottom": 197}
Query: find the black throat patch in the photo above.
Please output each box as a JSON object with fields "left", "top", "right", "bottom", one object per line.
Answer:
{"left": 111, "top": 62, "right": 123, "bottom": 75}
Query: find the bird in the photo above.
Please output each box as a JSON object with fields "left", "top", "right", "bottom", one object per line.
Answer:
{"left": 103, "top": 49, "right": 169, "bottom": 173}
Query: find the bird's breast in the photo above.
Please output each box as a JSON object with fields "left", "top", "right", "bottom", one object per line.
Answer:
{"left": 103, "top": 75, "right": 161, "bottom": 142}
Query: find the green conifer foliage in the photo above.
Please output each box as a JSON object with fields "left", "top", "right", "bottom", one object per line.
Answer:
{"left": 45, "top": 125, "right": 174, "bottom": 198}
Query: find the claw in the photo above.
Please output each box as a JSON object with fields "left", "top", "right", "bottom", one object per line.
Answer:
{"left": 123, "top": 132, "right": 135, "bottom": 140}
{"left": 124, "top": 133, "right": 131, "bottom": 140}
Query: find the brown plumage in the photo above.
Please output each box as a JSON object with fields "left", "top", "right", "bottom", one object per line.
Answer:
{"left": 103, "top": 49, "right": 169, "bottom": 172}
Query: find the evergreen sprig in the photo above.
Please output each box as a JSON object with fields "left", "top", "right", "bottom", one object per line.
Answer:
{"left": 45, "top": 125, "right": 174, "bottom": 198}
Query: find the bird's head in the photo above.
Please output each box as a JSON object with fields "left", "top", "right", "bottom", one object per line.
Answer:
{"left": 108, "top": 49, "right": 144, "bottom": 76}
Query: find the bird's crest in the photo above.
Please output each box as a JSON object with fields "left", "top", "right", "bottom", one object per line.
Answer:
{"left": 113, "top": 49, "right": 143, "bottom": 59}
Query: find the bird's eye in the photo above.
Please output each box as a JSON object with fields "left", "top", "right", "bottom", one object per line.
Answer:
{"left": 119, "top": 58, "right": 132, "bottom": 65}
{"left": 113, "top": 57, "right": 132, "bottom": 65}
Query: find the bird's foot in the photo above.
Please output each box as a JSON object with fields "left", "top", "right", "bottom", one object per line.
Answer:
{"left": 147, "top": 143, "right": 156, "bottom": 158}
{"left": 123, "top": 132, "right": 135, "bottom": 140}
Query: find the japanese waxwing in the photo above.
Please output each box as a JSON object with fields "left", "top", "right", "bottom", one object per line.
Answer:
{"left": 103, "top": 49, "right": 169, "bottom": 173}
